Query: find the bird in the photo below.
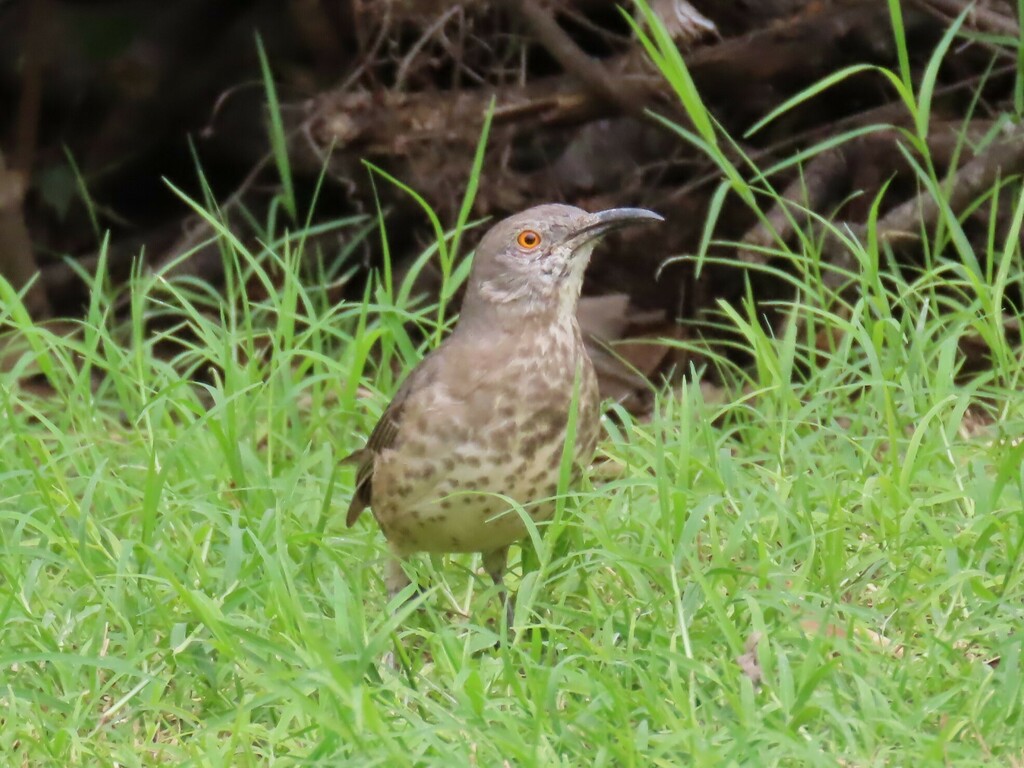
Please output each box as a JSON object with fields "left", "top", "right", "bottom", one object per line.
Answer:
{"left": 343, "top": 203, "right": 663, "bottom": 628}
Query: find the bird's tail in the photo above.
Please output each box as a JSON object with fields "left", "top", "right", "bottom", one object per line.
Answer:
{"left": 342, "top": 448, "right": 372, "bottom": 527}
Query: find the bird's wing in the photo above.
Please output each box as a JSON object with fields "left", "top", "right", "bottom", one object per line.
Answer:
{"left": 344, "top": 352, "right": 441, "bottom": 527}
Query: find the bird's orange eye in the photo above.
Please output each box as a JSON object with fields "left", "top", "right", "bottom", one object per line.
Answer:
{"left": 517, "top": 230, "right": 541, "bottom": 249}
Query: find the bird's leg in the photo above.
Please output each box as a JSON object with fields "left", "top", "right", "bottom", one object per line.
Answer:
{"left": 482, "top": 546, "right": 514, "bottom": 639}
{"left": 382, "top": 548, "right": 415, "bottom": 672}
{"left": 385, "top": 546, "right": 414, "bottom": 602}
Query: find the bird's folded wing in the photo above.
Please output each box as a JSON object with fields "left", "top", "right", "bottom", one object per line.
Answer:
{"left": 344, "top": 351, "right": 441, "bottom": 527}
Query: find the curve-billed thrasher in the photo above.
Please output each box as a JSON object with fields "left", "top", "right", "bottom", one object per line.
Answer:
{"left": 344, "top": 203, "right": 663, "bottom": 623}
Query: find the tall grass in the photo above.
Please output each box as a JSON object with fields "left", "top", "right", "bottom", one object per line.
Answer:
{"left": 1, "top": 6, "right": 1023, "bottom": 766}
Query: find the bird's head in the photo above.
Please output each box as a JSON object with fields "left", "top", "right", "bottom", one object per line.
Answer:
{"left": 461, "top": 203, "right": 663, "bottom": 322}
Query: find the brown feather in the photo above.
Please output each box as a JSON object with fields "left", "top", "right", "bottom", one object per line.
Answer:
{"left": 343, "top": 352, "right": 441, "bottom": 527}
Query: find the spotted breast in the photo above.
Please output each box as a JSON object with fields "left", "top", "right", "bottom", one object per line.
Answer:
{"left": 368, "top": 318, "right": 600, "bottom": 558}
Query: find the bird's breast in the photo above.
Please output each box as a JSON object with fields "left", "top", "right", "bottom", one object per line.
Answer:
{"left": 371, "top": 326, "right": 600, "bottom": 555}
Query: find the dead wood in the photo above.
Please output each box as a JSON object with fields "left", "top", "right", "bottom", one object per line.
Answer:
{"left": 301, "top": 0, "right": 920, "bottom": 171}
{"left": 821, "top": 122, "right": 1024, "bottom": 277}
{"left": 912, "top": 0, "right": 1018, "bottom": 37}
{"left": 740, "top": 120, "right": 1006, "bottom": 263}
{"left": 874, "top": 124, "right": 1024, "bottom": 245}
{"left": 0, "top": 154, "right": 50, "bottom": 319}
{"left": 3, "top": 0, "right": 1020, "bottom": 397}
{"left": 503, "top": 0, "right": 645, "bottom": 115}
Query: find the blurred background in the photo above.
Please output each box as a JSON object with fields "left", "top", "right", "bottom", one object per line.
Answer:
{"left": 1, "top": 0, "right": 1021, "bottom": 405}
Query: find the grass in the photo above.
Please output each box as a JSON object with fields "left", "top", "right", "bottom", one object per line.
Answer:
{"left": 3, "top": 8, "right": 1024, "bottom": 767}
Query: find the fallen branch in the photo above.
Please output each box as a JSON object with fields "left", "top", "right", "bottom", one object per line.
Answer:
{"left": 300, "top": 0, "right": 913, "bottom": 173}
{"left": 741, "top": 121, "right": 1004, "bottom": 263}
{"left": 912, "top": 0, "right": 1018, "bottom": 36}
{"left": 822, "top": 122, "right": 1024, "bottom": 275}
{"left": 740, "top": 147, "right": 849, "bottom": 263}
{"left": 0, "top": 153, "right": 51, "bottom": 319}
{"left": 504, "top": 0, "right": 645, "bottom": 114}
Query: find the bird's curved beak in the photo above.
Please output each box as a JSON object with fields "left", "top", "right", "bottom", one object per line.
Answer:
{"left": 571, "top": 207, "right": 664, "bottom": 249}
{"left": 591, "top": 207, "right": 665, "bottom": 230}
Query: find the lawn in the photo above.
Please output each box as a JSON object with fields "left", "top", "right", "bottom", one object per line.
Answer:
{"left": 3, "top": 195, "right": 1023, "bottom": 766}
{"left": 3, "top": 5, "right": 1024, "bottom": 767}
